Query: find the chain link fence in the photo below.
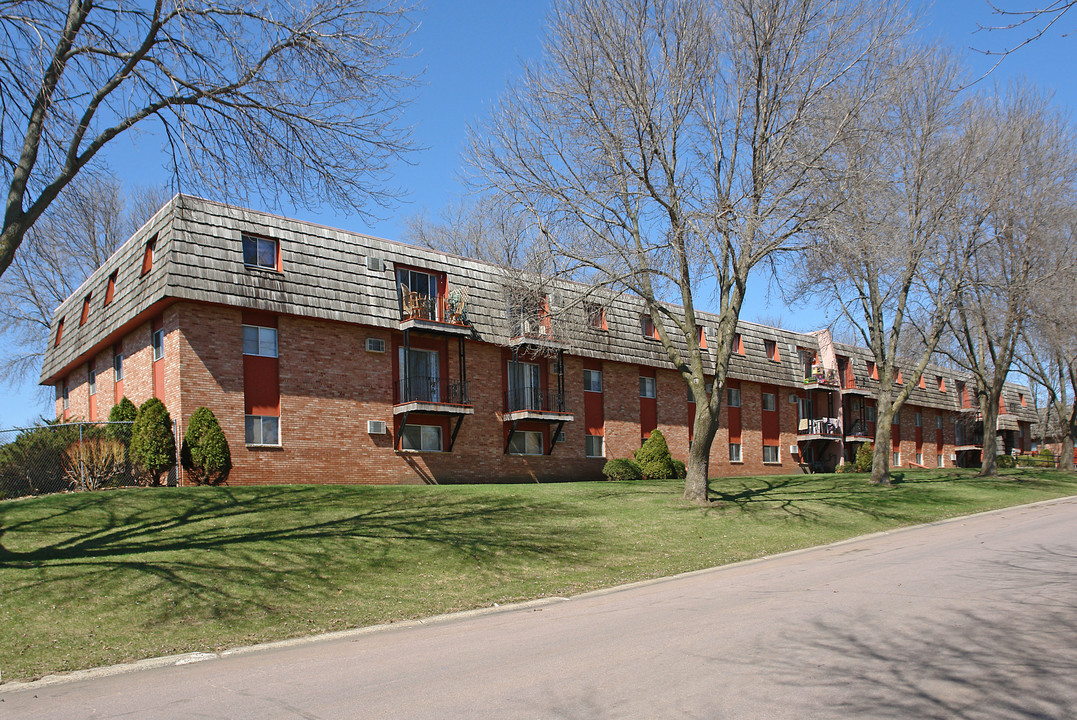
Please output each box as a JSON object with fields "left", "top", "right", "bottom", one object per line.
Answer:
{"left": 0, "top": 421, "right": 179, "bottom": 500}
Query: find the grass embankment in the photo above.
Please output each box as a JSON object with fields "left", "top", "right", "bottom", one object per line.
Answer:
{"left": 2, "top": 467, "right": 1075, "bottom": 683}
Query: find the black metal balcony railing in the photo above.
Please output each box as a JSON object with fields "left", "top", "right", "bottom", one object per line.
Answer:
{"left": 400, "top": 292, "right": 469, "bottom": 326}
{"left": 845, "top": 419, "right": 871, "bottom": 437}
{"left": 504, "top": 387, "right": 567, "bottom": 414}
{"left": 393, "top": 377, "right": 471, "bottom": 405}
{"left": 799, "top": 417, "right": 842, "bottom": 436}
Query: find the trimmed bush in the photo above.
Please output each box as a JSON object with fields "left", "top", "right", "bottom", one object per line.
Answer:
{"left": 671, "top": 459, "right": 687, "bottom": 479}
{"left": 853, "top": 442, "right": 874, "bottom": 473}
{"left": 603, "top": 458, "right": 643, "bottom": 482}
{"left": 181, "top": 407, "right": 232, "bottom": 485}
{"left": 107, "top": 397, "right": 138, "bottom": 446}
{"left": 996, "top": 454, "right": 1016, "bottom": 469}
{"left": 834, "top": 461, "right": 855, "bottom": 474}
{"left": 130, "top": 398, "right": 176, "bottom": 486}
{"left": 634, "top": 429, "right": 676, "bottom": 479}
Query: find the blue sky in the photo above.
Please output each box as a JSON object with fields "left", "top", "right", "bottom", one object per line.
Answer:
{"left": 2, "top": 0, "right": 1073, "bottom": 427}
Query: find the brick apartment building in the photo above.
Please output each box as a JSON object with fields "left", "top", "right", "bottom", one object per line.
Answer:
{"left": 39, "top": 196, "right": 1039, "bottom": 485}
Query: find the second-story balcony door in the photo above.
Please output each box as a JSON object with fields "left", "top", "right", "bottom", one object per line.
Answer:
{"left": 398, "top": 268, "right": 439, "bottom": 321}
{"left": 399, "top": 347, "right": 440, "bottom": 403}
{"left": 507, "top": 361, "right": 541, "bottom": 411}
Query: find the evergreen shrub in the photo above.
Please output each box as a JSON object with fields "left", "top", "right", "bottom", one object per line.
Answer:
{"left": 603, "top": 458, "right": 643, "bottom": 481}
{"left": 181, "top": 407, "right": 232, "bottom": 485}
{"left": 130, "top": 398, "right": 176, "bottom": 486}
{"left": 634, "top": 429, "right": 676, "bottom": 479}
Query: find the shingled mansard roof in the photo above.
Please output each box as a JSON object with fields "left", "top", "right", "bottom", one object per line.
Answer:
{"left": 39, "top": 195, "right": 1039, "bottom": 425}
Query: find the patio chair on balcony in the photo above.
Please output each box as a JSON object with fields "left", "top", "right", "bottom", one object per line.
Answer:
{"left": 446, "top": 287, "right": 469, "bottom": 325}
{"left": 401, "top": 285, "right": 422, "bottom": 320}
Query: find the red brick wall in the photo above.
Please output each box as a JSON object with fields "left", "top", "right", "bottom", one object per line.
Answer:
{"left": 51, "top": 299, "right": 977, "bottom": 486}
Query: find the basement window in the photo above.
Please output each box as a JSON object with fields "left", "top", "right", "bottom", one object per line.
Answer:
{"left": 245, "top": 415, "right": 280, "bottom": 446}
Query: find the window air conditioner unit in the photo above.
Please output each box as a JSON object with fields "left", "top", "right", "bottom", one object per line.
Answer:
{"left": 367, "top": 420, "right": 387, "bottom": 435}
{"left": 790, "top": 445, "right": 799, "bottom": 455}
{"left": 950, "top": 453, "right": 957, "bottom": 461}
{"left": 365, "top": 337, "right": 385, "bottom": 353}
{"left": 789, "top": 393, "right": 799, "bottom": 405}
{"left": 366, "top": 256, "right": 384, "bottom": 272}
{"left": 557, "top": 432, "right": 566, "bottom": 442}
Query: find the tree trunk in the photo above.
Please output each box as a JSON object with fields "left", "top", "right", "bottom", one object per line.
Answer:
{"left": 870, "top": 421, "right": 893, "bottom": 486}
{"left": 683, "top": 406, "right": 718, "bottom": 503}
{"left": 980, "top": 401, "right": 999, "bottom": 477}
{"left": 870, "top": 393, "right": 894, "bottom": 486}
{"left": 1061, "top": 434, "right": 1075, "bottom": 472}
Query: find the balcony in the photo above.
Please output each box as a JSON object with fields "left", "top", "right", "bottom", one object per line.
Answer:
{"left": 399, "top": 291, "right": 472, "bottom": 337}
{"left": 507, "top": 317, "right": 564, "bottom": 349}
{"left": 393, "top": 376, "right": 474, "bottom": 415}
{"left": 802, "top": 367, "right": 841, "bottom": 390}
{"left": 503, "top": 387, "right": 573, "bottom": 422}
{"left": 844, "top": 418, "right": 872, "bottom": 440}
{"left": 798, "top": 417, "right": 842, "bottom": 439}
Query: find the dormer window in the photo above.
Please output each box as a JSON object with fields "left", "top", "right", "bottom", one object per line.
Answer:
{"left": 80, "top": 293, "right": 92, "bottom": 325}
{"left": 764, "top": 340, "right": 779, "bottom": 362}
{"left": 586, "top": 303, "right": 608, "bottom": 331}
{"left": 242, "top": 234, "right": 280, "bottom": 270}
{"left": 141, "top": 235, "right": 156, "bottom": 276}
{"left": 641, "top": 315, "right": 659, "bottom": 340}
{"left": 398, "top": 267, "right": 441, "bottom": 321}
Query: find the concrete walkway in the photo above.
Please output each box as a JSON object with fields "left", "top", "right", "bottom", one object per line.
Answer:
{"left": 4, "top": 497, "right": 1076, "bottom": 719}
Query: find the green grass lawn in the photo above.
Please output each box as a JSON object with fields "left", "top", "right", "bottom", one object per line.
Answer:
{"left": 2, "top": 467, "right": 1075, "bottom": 683}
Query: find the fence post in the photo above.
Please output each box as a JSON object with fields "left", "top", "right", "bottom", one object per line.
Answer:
{"left": 174, "top": 419, "right": 180, "bottom": 487}
{"left": 79, "top": 423, "right": 86, "bottom": 491}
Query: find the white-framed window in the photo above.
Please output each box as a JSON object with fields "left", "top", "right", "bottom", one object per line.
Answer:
{"left": 761, "top": 392, "right": 776, "bottom": 411}
{"left": 763, "top": 445, "right": 780, "bottom": 463}
{"left": 893, "top": 451, "right": 900, "bottom": 466}
{"left": 916, "top": 452, "right": 923, "bottom": 465}
{"left": 245, "top": 415, "right": 280, "bottom": 446}
{"left": 727, "top": 387, "right": 741, "bottom": 407}
{"left": 242, "top": 325, "right": 278, "bottom": 357}
{"left": 401, "top": 424, "right": 443, "bottom": 452}
{"left": 152, "top": 328, "right": 165, "bottom": 361}
{"left": 639, "top": 376, "right": 656, "bottom": 398}
{"left": 508, "top": 430, "right": 544, "bottom": 455}
{"left": 113, "top": 352, "right": 123, "bottom": 381}
{"left": 585, "top": 435, "right": 604, "bottom": 458}
{"left": 584, "top": 369, "right": 603, "bottom": 393}
{"left": 729, "top": 443, "right": 742, "bottom": 462}
{"left": 936, "top": 453, "right": 943, "bottom": 467}
{"left": 936, "top": 414, "right": 943, "bottom": 429}
{"left": 914, "top": 412, "right": 922, "bottom": 427}
{"left": 242, "top": 234, "right": 279, "bottom": 269}
{"left": 866, "top": 405, "right": 876, "bottom": 422}
{"left": 88, "top": 368, "right": 96, "bottom": 395}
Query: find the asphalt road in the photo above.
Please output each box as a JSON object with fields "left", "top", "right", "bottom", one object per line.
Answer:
{"left": 4, "top": 497, "right": 1076, "bottom": 719}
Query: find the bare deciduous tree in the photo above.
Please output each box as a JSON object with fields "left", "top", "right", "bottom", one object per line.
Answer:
{"left": 0, "top": 1, "right": 416, "bottom": 279}
{"left": 794, "top": 48, "right": 983, "bottom": 485}
{"left": 946, "top": 86, "right": 1077, "bottom": 477}
{"left": 0, "top": 175, "right": 168, "bottom": 385}
{"left": 1014, "top": 228, "right": 1077, "bottom": 471}
{"left": 472, "top": 0, "right": 911, "bottom": 502}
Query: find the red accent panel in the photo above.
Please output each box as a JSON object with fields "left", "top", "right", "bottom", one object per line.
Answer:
{"left": 152, "top": 317, "right": 165, "bottom": 401}
{"left": 584, "top": 390, "right": 604, "bottom": 436}
{"left": 761, "top": 384, "right": 779, "bottom": 442}
{"left": 89, "top": 392, "right": 97, "bottom": 422}
{"left": 80, "top": 294, "right": 91, "bottom": 325}
{"left": 915, "top": 426, "right": 923, "bottom": 450}
{"left": 936, "top": 428, "right": 943, "bottom": 449}
{"left": 114, "top": 378, "right": 124, "bottom": 405}
{"left": 244, "top": 355, "right": 280, "bottom": 415}
{"left": 141, "top": 236, "right": 155, "bottom": 276}
{"left": 242, "top": 310, "right": 278, "bottom": 328}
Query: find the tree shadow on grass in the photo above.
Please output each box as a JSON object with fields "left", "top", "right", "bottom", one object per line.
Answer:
{"left": 0, "top": 486, "right": 601, "bottom": 620}
{"left": 700, "top": 469, "right": 1044, "bottom": 523}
